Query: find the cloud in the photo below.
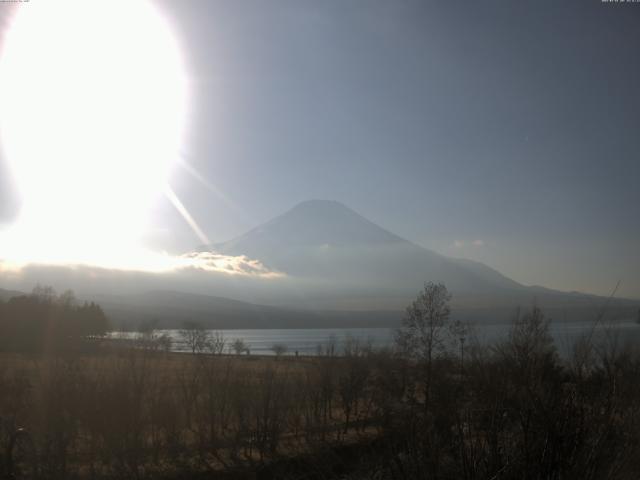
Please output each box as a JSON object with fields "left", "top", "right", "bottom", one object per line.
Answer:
{"left": 0, "top": 250, "right": 286, "bottom": 300}
{"left": 178, "top": 251, "right": 284, "bottom": 278}
{"left": 452, "top": 239, "right": 485, "bottom": 248}
{"left": 0, "top": 243, "right": 285, "bottom": 279}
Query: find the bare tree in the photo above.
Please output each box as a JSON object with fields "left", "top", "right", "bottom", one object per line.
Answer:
{"left": 231, "top": 338, "right": 248, "bottom": 355}
{"left": 58, "top": 289, "right": 77, "bottom": 308}
{"left": 157, "top": 333, "right": 172, "bottom": 353}
{"left": 316, "top": 334, "right": 337, "bottom": 357}
{"left": 497, "top": 304, "right": 557, "bottom": 384}
{"left": 395, "top": 282, "right": 453, "bottom": 409}
{"left": 271, "top": 343, "right": 287, "bottom": 359}
{"left": 31, "top": 284, "right": 57, "bottom": 303}
{"left": 207, "top": 331, "right": 227, "bottom": 355}
{"left": 339, "top": 355, "right": 370, "bottom": 434}
{"left": 396, "top": 282, "right": 453, "bottom": 360}
{"left": 179, "top": 321, "right": 210, "bottom": 354}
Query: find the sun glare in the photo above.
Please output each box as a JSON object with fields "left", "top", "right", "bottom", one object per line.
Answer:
{"left": 0, "top": 0, "right": 187, "bottom": 269}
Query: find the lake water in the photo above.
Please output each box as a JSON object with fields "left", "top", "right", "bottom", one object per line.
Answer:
{"left": 112, "top": 320, "right": 640, "bottom": 356}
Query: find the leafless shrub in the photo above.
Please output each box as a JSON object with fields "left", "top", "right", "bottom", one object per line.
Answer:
{"left": 179, "top": 321, "right": 211, "bottom": 354}
{"left": 207, "top": 331, "right": 227, "bottom": 355}
{"left": 230, "top": 338, "right": 249, "bottom": 355}
{"left": 271, "top": 343, "right": 288, "bottom": 358}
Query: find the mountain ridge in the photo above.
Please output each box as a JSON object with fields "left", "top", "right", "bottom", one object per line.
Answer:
{"left": 3, "top": 201, "right": 636, "bottom": 328}
{"left": 213, "top": 200, "right": 407, "bottom": 252}
{"left": 197, "top": 199, "right": 638, "bottom": 314}
{"left": 205, "top": 199, "right": 527, "bottom": 295}
{"left": 0, "top": 288, "right": 24, "bottom": 301}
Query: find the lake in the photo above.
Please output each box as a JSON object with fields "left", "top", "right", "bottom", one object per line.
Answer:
{"left": 112, "top": 319, "right": 640, "bottom": 356}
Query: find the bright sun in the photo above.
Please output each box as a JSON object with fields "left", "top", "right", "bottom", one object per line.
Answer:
{"left": 0, "top": 0, "right": 187, "bottom": 269}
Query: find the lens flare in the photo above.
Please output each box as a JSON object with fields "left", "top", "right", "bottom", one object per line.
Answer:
{"left": 0, "top": 0, "right": 187, "bottom": 268}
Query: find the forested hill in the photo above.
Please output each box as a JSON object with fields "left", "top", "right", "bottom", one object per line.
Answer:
{"left": 0, "top": 287, "right": 110, "bottom": 352}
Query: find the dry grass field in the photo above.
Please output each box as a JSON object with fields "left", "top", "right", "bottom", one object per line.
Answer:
{"left": 0, "top": 344, "right": 386, "bottom": 479}
{"left": 3, "top": 301, "right": 640, "bottom": 479}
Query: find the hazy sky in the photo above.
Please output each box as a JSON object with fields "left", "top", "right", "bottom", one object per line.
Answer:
{"left": 1, "top": 0, "right": 639, "bottom": 298}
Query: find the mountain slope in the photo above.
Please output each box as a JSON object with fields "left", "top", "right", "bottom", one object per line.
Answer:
{"left": 91, "top": 290, "right": 400, "bottom": 329}
{"left": 200, "top": 200, "right": 637, "bottom": 313}
{"left": 0, "top": 288, "right": 24, "bottom": 301}
{"left": 220, "top": 200, "right": 405, "bottom": 251}
{"left": 207, "top": 200, "right": 527, "bottom": 296}
{"left": 92, "top": 289, "right": 638, "bottom": 329}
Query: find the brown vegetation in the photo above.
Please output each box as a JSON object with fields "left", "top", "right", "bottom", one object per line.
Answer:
{"left": 1, "top": 283, "right": 639, "bottom": 479}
